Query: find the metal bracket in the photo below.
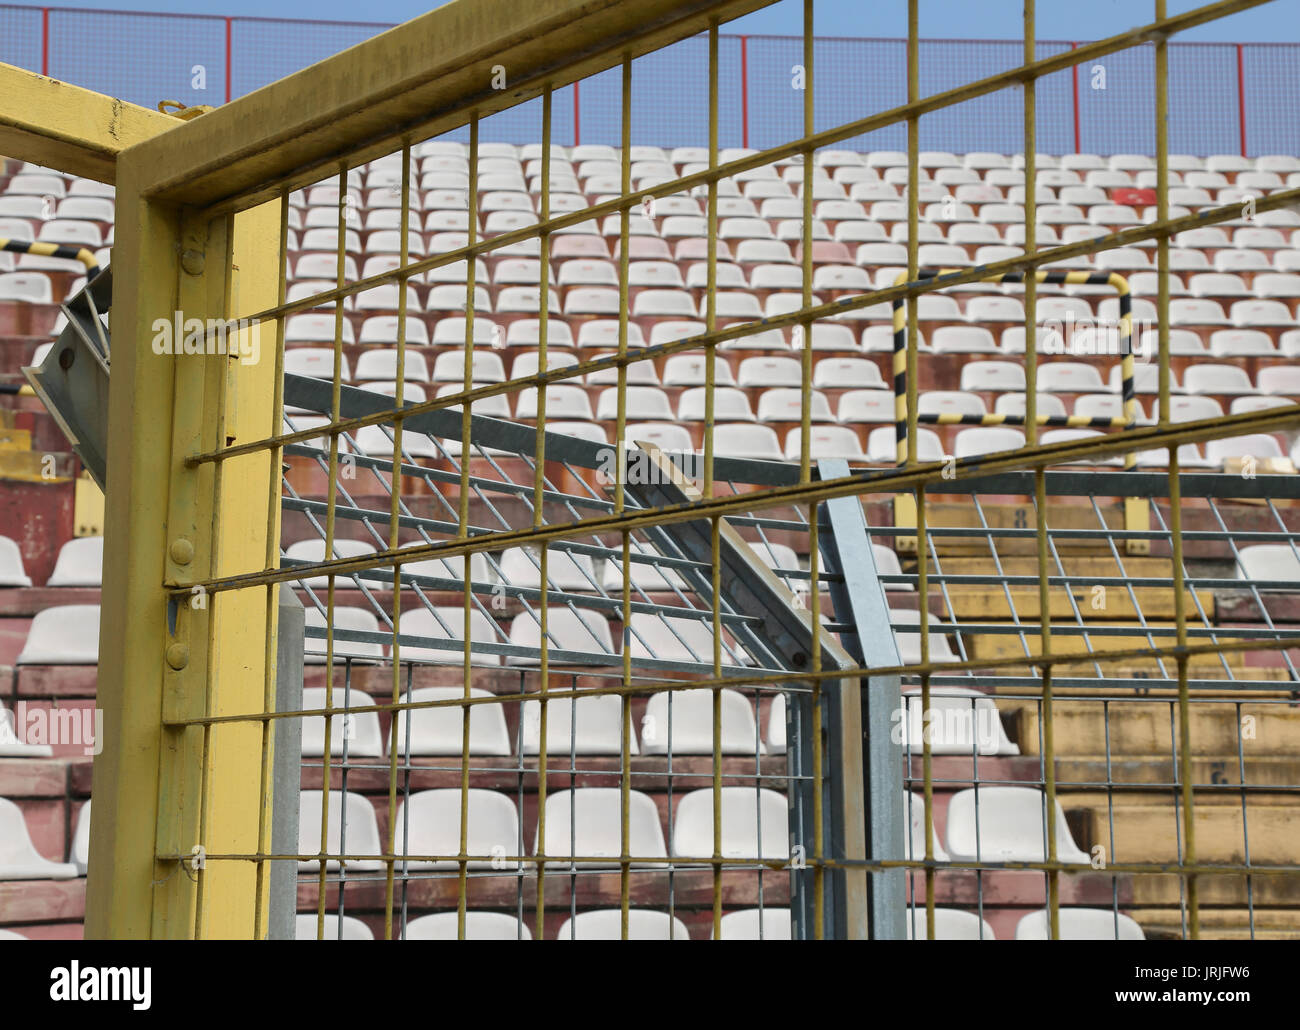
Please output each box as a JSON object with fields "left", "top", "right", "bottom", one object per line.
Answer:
{"left": 22, "top": 267, "right": 113, "bottom": 489}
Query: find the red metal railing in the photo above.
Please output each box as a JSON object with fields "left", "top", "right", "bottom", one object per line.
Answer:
{"left": 2, "top": 3, "right": 1293, "bottom": 157}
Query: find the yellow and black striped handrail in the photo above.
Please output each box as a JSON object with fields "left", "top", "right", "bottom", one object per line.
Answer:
{"left": 892, "top": 266, "right": 1136, "bottom": 467}
{"left": 0, "top": 237, "right": 100, "bottom": 278}
{"left": 0, "top": 238, "right": 98, "bottom": 396}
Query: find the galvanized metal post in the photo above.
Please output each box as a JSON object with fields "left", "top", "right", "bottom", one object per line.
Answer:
{"left": 267, "top": 583, "right": 303, "bottom": 941}
{"left": 818, "top": 460, "right": 906, "bottom": 939}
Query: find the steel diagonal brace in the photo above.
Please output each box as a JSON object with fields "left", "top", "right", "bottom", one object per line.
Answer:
{"left": 624, "top": 443, "right": 868, "bottom": 939}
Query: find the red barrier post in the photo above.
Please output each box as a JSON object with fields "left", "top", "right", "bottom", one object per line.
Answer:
{"left": 1070, "top": 41, "right": 1080, "bottom": 154}
{"left": 573, "top": 78, "right": 580, "bottom": 146}
{"left": 225, "top": 17, "right": 232, "bottom": 104}
{"left": 1236, "top": 43, "right": 1247, "bottom": 157}
{"left": 740, "top": 34, "right": 749, "bottom": 149}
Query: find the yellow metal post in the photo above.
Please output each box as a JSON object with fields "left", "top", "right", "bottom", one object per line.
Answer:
{"left": 85, "top": 148, "right": 282, "bottom": 937}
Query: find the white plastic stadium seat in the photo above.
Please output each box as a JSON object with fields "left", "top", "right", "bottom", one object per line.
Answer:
{"left": 393, "top": 686, "right": 512, "bottom": 755}
{"left": 294, "top": 915, "right": 375, "bottom": 940}
{"left": 900, "top": 686, "right": 1019, "bottom": 755}
{"left": 905, "top": 791, "right": 949, "bottom": 862}
{"left": 521, "top": 693, "right": 633, "bottom": 756}
{"left": 17, "top": 605, "right": 99, "bottom": 663}
{"left": 0, "top": 702, "right": 52, "bottom": 757}
{"left": 405, "top": 912, "right": 530, "bottom": 940}
{"left": 297, "top": 790, "right": 384, "bottom": 871}
{"left": 536, "top": 788, "right": 667, "bottom": 866}
{"left": 785, "top": 425, "right": 867, "bottom": 461}
{"left": 1256, "top": 367, "right": 1300, "bottom": 396}
{"left": 507, "top": 608, "right": 616, "bottom": 664}
{"left": 1037, "top": 362, "right": 1106, "bottom": 393}
{"left": 1204, "top": 434, "right": 1284, "bottom": 463}
{"left": 839, "top": 390, "right": 896, "bottom": 424}
{"left": 1015, "top": 908, "right": 1145, "bottom": 940}
{"left": 0, "top": 797, "right": 78, "bottom": 879}
{"left": 400, "top": 606, "right": 503, "bottom": 666}
{"left": 960, "top": 361, "right": 1025, "bottom": 393}
{"left": 907, "top": 908, "right": 996, "bottom": 940}
{"left": 303, "top": 607, "right": 385, "bottom": 665}
{"left": 1235, "top": 544, "right": 1300, "bottom": 584}
{"left": 0, "top": 536, "right": 31, "bottom": 587}
{"left": 671, "top": 787, "right": 788, "bottom": 861}
{"left": 713, "top": 424, "right": 784, "bottom": 460}
{"left": 556, "top": 910, "right": 689, "bottom": 940}
{"left": 394, "top": 788, "right": 520, "bottom": 870}
{"left": 641, "top": 687, "right": 764, "bottom": 755}
{"left": 944, "top": 786, "right": 1090, "bottom": 863}
{"left": 714, "top": 908, "right": 793, "bottom": 940}
{"left": 299, "top": 686, "right": 384, "bottom": 758}
{"left": 498, "top": 546, "right": 599, "bottom": 592}
{"left": 954, "top": 427, "right": 1026, "bottom": 458}
{"left": 869, "top": 426, "right": 945, "bottom": 463}
{"left": 626, "top": 612, "right": 737, "bottom": 665}
{"left": 283, "top": 538, "right": 378, "bottom": 587}
{"left": 1183, "top": 364, "right": 1256, "bottom": 396}
{"left": 918, "top": 391, "right": 986, "bottom": 418}
{"left": 889, "top": 607, "right": 958, "bottom": 663}
{"left": 70, "top": 801, "right": 91, "bottom": 873}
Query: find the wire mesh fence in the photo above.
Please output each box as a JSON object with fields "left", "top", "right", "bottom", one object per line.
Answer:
{"left": 18, "top": 0, "right": 1296, "bottom": 941}
{"left": 1, "top": 3, "right": 1297, "bottom": 156}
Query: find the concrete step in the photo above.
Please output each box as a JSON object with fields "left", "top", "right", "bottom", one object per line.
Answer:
{"left": 1005, "top": 698, "right": 1300, "bottom": 757}
{"left": 1065, "top": 793, "right": 1300, "bottom": 865}
{"left": 1135, "top": 907, "right": 1300, "bottom": 940}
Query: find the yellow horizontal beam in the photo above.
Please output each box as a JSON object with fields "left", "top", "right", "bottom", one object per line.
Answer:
{"left": 0, "top": 63, "right": 177, "bottom": 182}
{"left": 126, "top": 0, "right": 774, "bottom": 211}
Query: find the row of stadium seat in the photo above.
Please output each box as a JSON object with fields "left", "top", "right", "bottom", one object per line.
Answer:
{"left": 5, "top": 531, "right": 1299, "bottom": 594}
{"left": 285, "top": 904, "right": 1141, "bottom": 939}
{"left": 281, "top": 353, "right": 1300, "bottom": 400}
{"left": 0, "top": 782, "right": 1090, "bottom": 882}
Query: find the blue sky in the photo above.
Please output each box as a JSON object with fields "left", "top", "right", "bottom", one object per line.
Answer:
{"left": 2, "top": 0, "right": 1296, "bottom": 41}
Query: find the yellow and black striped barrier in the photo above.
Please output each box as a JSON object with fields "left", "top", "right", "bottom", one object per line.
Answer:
{"left": 892, "top": 267, "right": 1135, "bottom": 467}
{"left": 0, "top": 238, "right": 99, "bottom": 396}
{"left": 0, "top": 237, "right": 101, "bottom": 279}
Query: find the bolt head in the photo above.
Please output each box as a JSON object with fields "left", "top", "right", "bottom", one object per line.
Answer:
{"left": 166, "top": 642, "right": 190, "bottom": 670}
{"left": 169, "top": 538, "right": 195, "bottom": 565}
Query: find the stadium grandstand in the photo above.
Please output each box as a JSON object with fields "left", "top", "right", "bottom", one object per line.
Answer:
{"left": 0, "top": 0, "right": 1297, "bottom": 954}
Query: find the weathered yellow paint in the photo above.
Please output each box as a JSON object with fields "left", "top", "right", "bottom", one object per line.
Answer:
{"left": 1007, "top": 700, "right": 1300, "bottom": 756}
{"left": 195, "top": 212, "right": 283, "bottom": 940}
{"left": 74, "top": 473, "right": 105, "bottom": 536}
{"left": 85, "top": 129, "right": 282, "bottom": 935}
{"left": 127, "top": 0, "right": 775, "bottom": 211}
{"left": 84, "top": 153, "right": 180, "bottom": 938}
{"left": 1136, "top": 910, "right": 1300, "bottom": 941}
{"left": 0, "top": 62, "right": 177, "bottom": 183}
{"left": 968, "top": 628, "right": 1247, "bottom": 662}
{"left": 941, "top": 585, "right": 1211, "bottom": 621}
{"left": 1074, "top": 799, "right": 1298, "bottom": 865}
{"left": 0, "top": 450, "right": 70, "bottom": 482}
{"left": 1130, "top": 874, "right": 1300, "bottom": 908}
{"left": 0, "top": 427, "right": 32, "bottom": 450}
